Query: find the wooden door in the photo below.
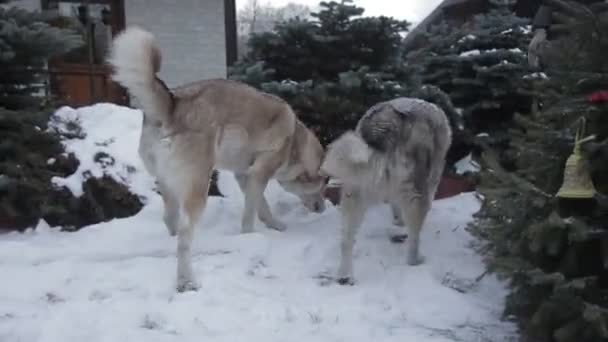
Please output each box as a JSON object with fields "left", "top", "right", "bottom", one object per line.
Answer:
{"left": 43, "top": 0, "right": 129, "bottom": 107}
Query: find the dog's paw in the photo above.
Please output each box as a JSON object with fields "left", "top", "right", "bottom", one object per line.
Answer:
{"left": 240, "top": 226, "right": 255, "bottom": 234}
{"left": 407, "top": 254, "right": 426, "bottom": 266}
{"left": 390, "top": 234, "right": 408, "bottom": 244}
{"left": 266, "top": 220, "right": 287, "bottom": 232}
{"left": 337, "top": 277, "right": 355, "bottom": 286}
{"left": 176, "top": 279, "right": 200, "bottom": 293}
{"left": 392, "top": 217, "right": 405, "bottom": 227}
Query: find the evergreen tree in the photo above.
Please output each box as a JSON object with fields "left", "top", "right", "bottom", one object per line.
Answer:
{"left": 230, "top": 0, "right": 466, "bottom": 165}
{"left": 470, "top": 1, "right": 608, "bottom": 341}
{"left": 241, "top": 0, "right": 407, "bottom": 82}
{"left": 0, "top": 0, "right": 82, "bottom": 109}
{"left": 0, "top": 2, "right": 139, "bottom": 232}
{"left": 406, "top": 0, "right": 533, "bottom": 148}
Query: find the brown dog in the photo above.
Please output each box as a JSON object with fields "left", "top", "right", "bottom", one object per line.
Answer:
{"left": 109, "top": 27, "right": 327, "bottom": 292}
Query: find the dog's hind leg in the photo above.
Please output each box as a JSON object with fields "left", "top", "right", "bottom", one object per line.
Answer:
{"left": 391, "top": 202, "right": 405, "bottom": 227}
{"left": 158, "top": 180, "right": 179, "bottom": 236}
{"left": 400, "top": 197, "right": 431, "bottom": 266}
{"left": 337, "top": 187, "right": 366, "bottom": 285}
{"left": 401, "top": 145, "right": 434, "bottom": 265}
{"left": 388, "top": 200, "right": 409, "bottom": 243}
{"left": 173, "top": 165, "right": 213, "bottom": 293}
{"left": 241, "top": 151, "right": 284, "bottom": 234}
{"left": 234, "top": 173, "right": 287, "bottom": 232}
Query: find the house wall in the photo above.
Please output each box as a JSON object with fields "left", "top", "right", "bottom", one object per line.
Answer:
{"left": 125, "top": 0, "right": 227, "bottom": 87}
{"left": 3, "top": 0, "right": 40, "bottom": 11}
{"left": 11, "top": 0, "right": 229, "bottom": 88}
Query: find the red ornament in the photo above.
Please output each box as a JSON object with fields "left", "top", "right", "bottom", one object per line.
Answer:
{"left": 587, "top": 90, "right": 608, "bottom": 104}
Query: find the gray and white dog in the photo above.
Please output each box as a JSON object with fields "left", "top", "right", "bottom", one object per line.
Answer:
{"left": 320, "top": 97, "right": 452, "bottom": 284}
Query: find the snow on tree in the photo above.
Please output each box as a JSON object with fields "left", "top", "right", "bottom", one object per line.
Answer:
{"left": 0, "top": 0, "right": 82, "bottom": 109}
{"left": 230, "top": 0, "right": 467, "bottom": 169}
{"left": 406, "top": 0, "right": 534, "bottom": 151}
{"left": 0, "top": 2, "right": 144, "bottom": 232}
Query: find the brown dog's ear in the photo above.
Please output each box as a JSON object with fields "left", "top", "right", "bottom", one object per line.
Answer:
{"left": 296, "top": 122, "right": 325, "bottom": 177}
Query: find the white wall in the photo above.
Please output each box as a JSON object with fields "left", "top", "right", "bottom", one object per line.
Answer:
{"left": 9, "top": 0, "right": 228, "bottom": 87}
{"left": 4, "top": 0, "right": 40, "bottom": 11}
{"left": 125, "top": 0, "right": 227, "bottom": 87}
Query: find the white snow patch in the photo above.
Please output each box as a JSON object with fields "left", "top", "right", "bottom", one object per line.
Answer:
{"left": 462, "top": 48, "right": 520, "bottom": 58}
{"left": 0, "top": 103, "right": 517, "bottom": 342}
{"left": 455, "top": 153, "right": 481, "bottom": 175}
{"left": 509, "top": 48, "right": 524, "bottom": 54}
{"left": 459, "top": 49, "right": 481, "bottom": 57}
{"left": 500, "top": 29, "right": 513, "bottom": 35}
{"left": 520, "top": 25, "right": 532, "bottom": 34}
{"left": 458, "top": 34, "right": 477, "bottom": 43}
{"left": 476, "top": 133, "right": 490, "bottom": 138}
{"left": 47, "top": 104, "right": 155, "bottom": 199}
{"left": 524, "top": 72, "right": 549, "bottom": 80}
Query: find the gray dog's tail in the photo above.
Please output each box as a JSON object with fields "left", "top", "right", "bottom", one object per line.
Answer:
{"left": 358, "top": 98, "right": 452, "bottom": 200}
{"left": 108, "top": 26, "right": 173, "bottom": 121}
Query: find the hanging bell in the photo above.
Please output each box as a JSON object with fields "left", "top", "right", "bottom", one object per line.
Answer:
{"left": 557, "top": 117, "right": 597, "bottom": 199}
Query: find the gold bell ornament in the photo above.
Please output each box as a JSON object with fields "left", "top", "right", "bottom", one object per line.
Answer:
{"left": 556, "top": 117, "right": 597, "bottom": 199}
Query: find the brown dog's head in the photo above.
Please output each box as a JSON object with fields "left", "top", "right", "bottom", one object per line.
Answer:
{"left": 278, "top": 121, "right": 328, "bottom": 213}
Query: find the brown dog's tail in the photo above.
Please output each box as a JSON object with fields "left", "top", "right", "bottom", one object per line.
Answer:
{"left": 108, "top": 26, "right": 173, "bottom": 121}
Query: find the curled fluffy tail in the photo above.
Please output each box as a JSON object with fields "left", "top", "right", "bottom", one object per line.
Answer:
{"left": 108, "top": 26, "right": 172, "bottom": 120}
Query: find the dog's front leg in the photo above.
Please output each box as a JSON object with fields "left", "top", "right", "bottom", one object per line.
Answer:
{"left": 235, "top": 174, "right": 287, "bottom": 231}
{"left": 337, "top": 187, "right": 366, "bottom": 285}
{"left": 241, "top": 152, "right": 282, "bottom": 234}
{"left": 257, "top": 195, "right": 287, "bottom": 231}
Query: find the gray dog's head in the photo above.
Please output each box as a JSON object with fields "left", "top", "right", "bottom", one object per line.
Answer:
{"left": 278, "top": 172, "right": 327, "bottom": 213}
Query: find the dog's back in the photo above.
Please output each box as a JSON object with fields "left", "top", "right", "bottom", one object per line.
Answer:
{"left": 171, "top": 79, "right": 297, "bottom": 153}
{"left": 356, "top": 97, "right": 452, "bottom": 201}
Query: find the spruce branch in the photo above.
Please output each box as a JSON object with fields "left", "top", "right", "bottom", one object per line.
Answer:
{"left": 479, "top": 141, "right": 552, "bottom": 199}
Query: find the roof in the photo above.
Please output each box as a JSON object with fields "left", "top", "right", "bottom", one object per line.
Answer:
{"left": 402, "top": 0, "right": 542, "bottom": 51}
{"left": 402, "top": 0, "right": 470, "bottom": 50}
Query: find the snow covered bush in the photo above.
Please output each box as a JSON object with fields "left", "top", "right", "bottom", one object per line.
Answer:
{"left": 0, "top": 106, "right": 143, "bottom": 232}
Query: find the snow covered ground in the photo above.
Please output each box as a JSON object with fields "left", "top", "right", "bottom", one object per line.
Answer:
{"left": 0, "top": 104, "right": 517, "bottom": 342}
